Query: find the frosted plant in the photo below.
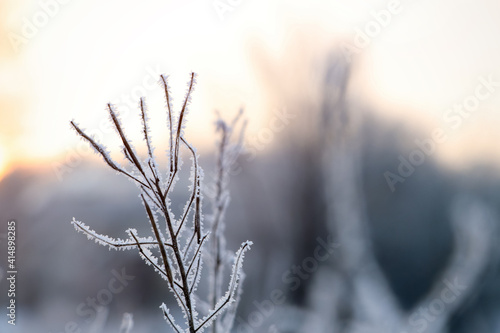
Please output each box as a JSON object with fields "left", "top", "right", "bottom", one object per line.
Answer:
{"left": 70, "top": 73, "right": 252, "bottom": 333}
{"left": 205, "top": 110, "right": 247, "bottom": 333}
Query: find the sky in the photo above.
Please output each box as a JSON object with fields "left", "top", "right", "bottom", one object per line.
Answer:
{"left": 1, "top": 0, "right": 500, "bottom": 178}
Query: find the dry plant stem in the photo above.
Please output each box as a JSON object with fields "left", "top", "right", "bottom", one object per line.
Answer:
{"left": 201, "top": 242, "right": 251, "bottom": 329}
{"left": 70, "top": 73, "right": 251, "bottom": 333}
{"left": 208, "top": 112, "right": 246, "bottom": 333}
{"left": 115, "top": 91, "right": 197, "bottom": 331}
{"left": 211, "top": 125, "right": 229, "bottom": 302}
{"left": 210, "top": 127, "right": 229, "bottom": 333}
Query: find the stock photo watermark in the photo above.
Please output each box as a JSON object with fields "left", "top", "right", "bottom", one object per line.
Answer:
{"left": 235, "top": 234, "right": 339, "bottom": 333}
{"left": 232, "top": 107, "right": 295, "bottom": 174}
{"left": 385, "top": 74, "right": 499, "bottom": 192}
{"left": 340, "top": 0, "right": 403, "bottom": 62}
{"left": 402, "top": 278, "right": 467, "bottom": 333}
{"left": 5, "top": 220, "right": 17, "bottom": 326}
{"left": 8, "top": 0, "right": 74, "bottom": 53}
{"left": 49, "top": 267, "right": 135, "bottom": 333}
{"left": 212, "top": 0, "right": 244, "bottom": 21}
{"left": 202, "top": 106, "right": 295, "bottom": 199}
{"left": 244, "top": 107, "right": 296, "bottom": 163}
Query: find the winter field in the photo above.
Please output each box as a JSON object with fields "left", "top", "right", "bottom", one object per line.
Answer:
{"left": 2, "top": 1, "right": 500, "bottom": 332}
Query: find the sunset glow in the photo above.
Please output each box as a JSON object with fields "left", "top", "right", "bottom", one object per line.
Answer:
{"left": 1, "top": 0, "right": 500, "bottom": 176}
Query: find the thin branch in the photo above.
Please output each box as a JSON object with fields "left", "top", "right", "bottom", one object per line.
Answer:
{"left": 141, "top": 194, "right": 174, "bottom": 285}
{"left": 187, "top": 234, "right": 209, "bottom": 277}
{"left": 176, "top": 137, "right": 201, "bottom": 243}
{"left": 161, "top": 304, "right": 183, "bottom": 333}
{"left": 175, "top": 73, "right": 196, "bottom": 170}
{"left": 160, "top": 74, "right": 175, "bottom": 176}
{"left": 107, "top": 104, "right": 145, "bottom": 175}
{"left": 183, "top": 228, "right": 197, "bottom": 261}
{"left": 70, "top": 121, "right": 149, "bottom": 188}
{"left": 196, "top": 241, "right": 252, "bottom": 332}
{"left": 128, "top": 230, "right": 168, "bottom": 279}
{"left": 72, "top": 219, "right": 174, "bottom": 249}
{"left": 189, "top": 254, "right": 202, "bottom": 295}
{"left": 140, "top": 185, "right": 162, "bottom": 211}
{"left": 140, "top": 97, "right": 156, "bottom": 164}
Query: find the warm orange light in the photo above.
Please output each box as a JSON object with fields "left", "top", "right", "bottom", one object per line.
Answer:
{"left": 0, "top": 146, "right": 8, "bottom": 180}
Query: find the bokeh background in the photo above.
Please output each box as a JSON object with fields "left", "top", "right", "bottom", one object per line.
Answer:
{"left": 1, "top": 0, "right": 500, "bottom": 332}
